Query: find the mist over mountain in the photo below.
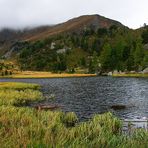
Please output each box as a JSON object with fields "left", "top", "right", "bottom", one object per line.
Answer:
{"left": 0, "top": 14, "right": 124, "bottom": 41}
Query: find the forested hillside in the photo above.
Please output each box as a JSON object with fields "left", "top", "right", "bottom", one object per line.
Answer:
{"left": 0, "top": 15, "right": 147, "bottom": 74}
{"left": 18, "top": 25, "right": 148, "bottom": 73}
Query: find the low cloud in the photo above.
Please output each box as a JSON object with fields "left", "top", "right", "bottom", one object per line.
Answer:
{"left": 0, "top": 0, "right": 147, "bottom": 29}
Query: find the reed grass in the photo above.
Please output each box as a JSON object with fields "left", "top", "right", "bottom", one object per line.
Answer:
{"left": 0, "top": 82, "right": 147, "bottom": 147}
{"left": 0, "top": 82, "right": 42, "bottom": 106}
{"left": 0, "top": 89, "right": 43, "bottom": 106}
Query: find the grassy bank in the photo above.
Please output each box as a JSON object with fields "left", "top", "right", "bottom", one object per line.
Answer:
{"left": 0, "top": 82, "right": 43, "bottom": 106}
{"left": 0, "top": 71, "right": 96, "bottom": 78}
{"left": 113, "top": 73, "right": 148, "bottom": 78}
{"left": 0, "top": 82, "right": 148, "bottom": 147}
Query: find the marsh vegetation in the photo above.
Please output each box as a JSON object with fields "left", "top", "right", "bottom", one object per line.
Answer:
{"left": 0, "top": 82, "right": 148, "bottom": 147}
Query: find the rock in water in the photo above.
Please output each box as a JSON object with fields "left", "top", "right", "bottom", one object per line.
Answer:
{"left": 34, "top": 104, "right": 61, "bottom": 111}
{"left": 111, "top": 105, "right": 126, "bottom": 110}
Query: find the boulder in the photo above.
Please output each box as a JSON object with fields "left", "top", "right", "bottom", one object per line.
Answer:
{"left": 143, "top": 67, "right": 148, "bottom": 74}
{"left": 144, "top": 44, "right": 148, "bottom": 50}
{"left": 111, "top": 105, "right": 126, "bottom": 110}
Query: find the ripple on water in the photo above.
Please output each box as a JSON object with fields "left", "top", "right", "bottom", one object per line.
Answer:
{"left": 0, "top": 77, "right": 148, "bottom": 121}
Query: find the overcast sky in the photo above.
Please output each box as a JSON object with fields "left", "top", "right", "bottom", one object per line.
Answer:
{"left": 0, "top": 0, "right": 147, "bottom": 29}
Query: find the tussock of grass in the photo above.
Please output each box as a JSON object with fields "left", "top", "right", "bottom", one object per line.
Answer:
{"left": 0, "top": 82, "right": 148, "bottom": 147}
{"left": 0, "top": 107, "right": 147, "bottom": 148}
{"left": 0, "top": 107, "right": 120, "bottom": 147}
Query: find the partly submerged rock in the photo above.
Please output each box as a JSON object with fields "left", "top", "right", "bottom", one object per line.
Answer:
{"left": 34, "top": 104, "right": 61, "bottom": 111}
{"left": 111, "top": 105, "right": 126, "bottom": 110}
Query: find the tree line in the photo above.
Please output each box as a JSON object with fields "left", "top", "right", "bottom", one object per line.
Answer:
{"left": 18, "top": 25, "right": 148, "bottom": 73}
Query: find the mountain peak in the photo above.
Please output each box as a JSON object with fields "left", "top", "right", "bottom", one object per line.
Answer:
{"left": 24, "top": 14, "right": 125, "bottom": 41}
{"left": 0, "top": 14, "right": 125, "bottom": 45}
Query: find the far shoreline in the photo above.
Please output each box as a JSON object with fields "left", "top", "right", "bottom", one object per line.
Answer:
{"left": 0, "top": 71, "right": 97, "bottom": 79}
{"left": 0, "top": 71, "right": 147, "bottom": 79}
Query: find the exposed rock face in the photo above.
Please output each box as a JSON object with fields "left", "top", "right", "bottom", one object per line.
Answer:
{"left": 144, "top": 44, "right": 148, "bottom": 50}
{"left": 143, "top": 68, "right": 148, "bottom": 74}
{"left": 2, "top": 41, "right": 29, "bottom": 58}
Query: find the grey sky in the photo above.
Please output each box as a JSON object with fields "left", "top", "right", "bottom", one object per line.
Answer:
{"left": 0, "top": 0, "right": 147, "bottom": 29}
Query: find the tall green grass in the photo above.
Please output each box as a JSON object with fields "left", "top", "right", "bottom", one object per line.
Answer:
{"left": 0, "top": 82, "right": 42, "bottom": 106}
{"left": 0, "top": 82, "right": 147, "bottom": 147}
{"left": 0, "top": 89, "right": 43, "bottom": 106}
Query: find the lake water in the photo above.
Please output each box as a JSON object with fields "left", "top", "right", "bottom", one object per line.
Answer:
{"left": 0, "top": 77, "right": 148, "bottom": 121}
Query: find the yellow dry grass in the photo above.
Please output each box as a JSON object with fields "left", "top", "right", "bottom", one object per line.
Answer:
{"left": 4, "top": 71, "right": 97, "bottom": 78}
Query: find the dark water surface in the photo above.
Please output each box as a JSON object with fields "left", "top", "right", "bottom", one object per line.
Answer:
{"left": 0, "top": 77, "right": 148, "bottom": 121}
